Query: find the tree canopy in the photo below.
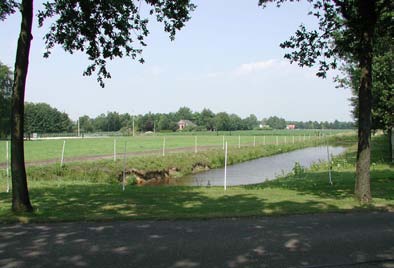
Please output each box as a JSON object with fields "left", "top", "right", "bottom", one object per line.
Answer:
{"left": 24, "top": 102, "right": 73, "bottom": 134}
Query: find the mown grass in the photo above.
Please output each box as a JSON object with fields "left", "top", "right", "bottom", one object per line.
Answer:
{"left": 0, "top": 130, "right": 353, "bottom": 164}
{"left": 0, "top": 134, "right": 391, "bottom": 223}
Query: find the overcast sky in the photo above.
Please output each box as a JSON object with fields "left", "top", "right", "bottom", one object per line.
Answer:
{"left": 0, "top": 0, "right": 353, "bottom": 122}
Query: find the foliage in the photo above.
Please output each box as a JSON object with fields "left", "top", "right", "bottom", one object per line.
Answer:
{"left": 265, "top": 116, "right": 286, "bottom": 129}
{"left": 292, "top": 161, "right": 305, "bottom": 177}
{"left": 0, "top": 62, "right": 12, "bottom": 138}
{"left": 343, "top": 37, "right": 393, "bottom": 132}
{"left": 24, "top": 102, "right": 73, "bottom": 134}
{"left": 36, "top": 0, "right": 196, "bottom": 87}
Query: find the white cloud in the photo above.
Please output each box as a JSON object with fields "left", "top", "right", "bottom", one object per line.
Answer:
{"left": 234, "top": 59, "right": 280, "bottom": 75}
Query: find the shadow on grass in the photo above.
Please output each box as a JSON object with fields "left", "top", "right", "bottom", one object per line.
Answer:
{"left": 0, "top": 182, "right": 352, "bottom": 223}
{"left": 245, "top": 169, "right": 394, "bottom": 201}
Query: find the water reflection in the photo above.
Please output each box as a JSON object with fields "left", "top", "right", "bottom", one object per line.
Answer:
{"left": 173, "top": 146, "right": 346, "bottom": 186}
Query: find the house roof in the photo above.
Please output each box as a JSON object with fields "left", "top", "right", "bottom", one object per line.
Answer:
{"left": 178, "top": 120, "right": 196, "bottom": 126}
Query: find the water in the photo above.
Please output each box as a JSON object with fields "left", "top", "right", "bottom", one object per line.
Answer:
{"left": 173, "top": 146, "right": 346, "bottom": 186}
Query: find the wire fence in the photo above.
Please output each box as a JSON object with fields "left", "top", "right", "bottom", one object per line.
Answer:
{"left": 0, "top": 131, "right": 354, "bottom": 168}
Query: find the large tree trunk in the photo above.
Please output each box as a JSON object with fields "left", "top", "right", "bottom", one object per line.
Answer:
{"left": 354, "top": 0, "right": 377, "bottom": 203}
{"left": 11, "top": 0, "right": 33, "bottom": 212}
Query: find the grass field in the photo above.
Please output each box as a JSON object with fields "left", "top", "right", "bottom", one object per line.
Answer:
{"left": 0, "top": 134, "right": 392, "bottom": 223}
{"left": 0, "top": 129, "right": 354, "bottom": 164}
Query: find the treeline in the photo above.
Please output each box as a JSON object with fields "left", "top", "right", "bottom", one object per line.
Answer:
{"left": 1, "top": 101, "right": 355, "bottom": 136}
{"left": 0, "top": 100, "right": 355, "bottom": 137}
{"left": 79, "top": 107, "right": 261, "bottom": 133}
{"left": 0, "top": 99, "right": 354, "bottom": 138}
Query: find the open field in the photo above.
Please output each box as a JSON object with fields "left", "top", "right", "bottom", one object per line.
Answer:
{"left": 0, "top": 134, "right": 392, "bottom": 223}
{"left": 0, "top": 129, "right": 354, "bottom": 164}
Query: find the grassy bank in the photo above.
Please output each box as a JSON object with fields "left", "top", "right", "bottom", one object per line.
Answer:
{"left": 0, "top": 134, "right": 392, "bottom": 223}
{"left": 23, "top": 135, "right": 347, "bottom": 183}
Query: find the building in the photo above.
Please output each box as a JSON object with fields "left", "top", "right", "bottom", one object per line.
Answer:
{"left": 178, "top": 120, "right": 196, "bottom": 130}
{"left": 286, "top": 124, "right": 296, "bottom": 130}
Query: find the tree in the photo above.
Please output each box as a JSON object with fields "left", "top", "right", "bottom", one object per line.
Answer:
{"left": 342, "top": 35, "right": 393, "bottom": 157}
{"left": 243, "top": 114, "right": 259, "bottom": 130}
{"left": 266, "top": 116, "right": 286, "bottom": 129}
{"left": 175, "top": 107, "right": 194, "bottom": 121}
{"left": 199, "top": 108, "right": 215, "bottom": 131}
{"left": 157, "top": 115, "right": 171, "bottom": 131}
{"left": 260, "top": 0, "right": 393, "bottom": 203}
{"left": 79, "top": 115, "right": 94, "bottom": 133}
{"left": 1, "top": 0, "right": 195, "bottom": 212}
{"left": 229, "top": 114, "right": 243, "bottom": 131}
{"left": 214, "top": 112, "right": 230, "bottom": 131}
{"left": 106, "top": 112, "right": 121, "bottom": 132}
{"left": 24, "top": 102, "right": 73, "bottom": 134}
{"left": 0, "top": 62, "right": 13, "bottom": 138}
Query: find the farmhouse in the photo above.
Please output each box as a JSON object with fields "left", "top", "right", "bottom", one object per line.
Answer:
{"left": 178, "top": 120, "right": 196, "bottom": 130}
{"left": 286, "top": 124, "right": 296, "bottom": 130}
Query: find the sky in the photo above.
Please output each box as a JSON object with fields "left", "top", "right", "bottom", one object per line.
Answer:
{"left": 0, "top": 0, "right": 353, "bottom": 122}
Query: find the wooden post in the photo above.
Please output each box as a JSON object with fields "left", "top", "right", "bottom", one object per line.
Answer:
{"left": 60, "top": 140, "right": 66, "bottom": 167}
{"left": 224, "top": 141, "right": 228, "bottom": 191}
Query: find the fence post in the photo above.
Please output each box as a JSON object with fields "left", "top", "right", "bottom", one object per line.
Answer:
{"left": 162, "top": 137, "right": 166, "bottom": 156}
{"left": 122, "top": 141, "right": 127, "bottom": 191}
{"left": 195, "top": 136, "right": 198, "bottom": 153}
{"left": 114, "top": 139, "right": 117, "bottom": 162}
{"left": 60, "top": 140, "right": 66, "bottom": 167}
{"left": 6, "top": 141, "right": 9, "bottom": 193}
{"left": 224, "top": 141, "right": 228, "bottom": 191}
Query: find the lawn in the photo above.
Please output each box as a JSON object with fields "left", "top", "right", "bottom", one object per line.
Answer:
{"left": 0, "top": 130, "right": 347, "bottom": 164}
{"left": 0, "top": 134, "right": 391, "bottom": 223}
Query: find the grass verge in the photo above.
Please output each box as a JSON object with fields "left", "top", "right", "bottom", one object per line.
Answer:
{"left": 0, "top": 134, "right": 392, "bottom": 223}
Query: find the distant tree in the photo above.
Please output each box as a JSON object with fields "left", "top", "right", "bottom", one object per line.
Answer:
{"left": 158, "top": 115, "right": 171, "bottom": 131}
{"left": 175, "top": 107, "right": 194, "bottom": 121}
{"left": 1, "top": 0, "right": 195, "bottom": 212}
{"left": 106, "top": 112, "right": 121, "bottom": 132}
{"left": 0, "top": 62, "right": 12, "bottom": 138}
{"left": 92, "top": 114, "right": 108, "bottom": 132}
{"left": 243, "top": 114, "right": 259, "bottom": 130}
{"left": 140, "top": 112, "right": 155, "bottom": 132}
{"left": 228, "top": 114, "right": 243, "bottom": 131}
{"left": 266, "top": 116, "right": 286, "bottom": 129}
{"left": 119, "top": 113, "right": 132, "bottom": 129}
{"left": 214, "top": 112, "right": 230, "bottom": 131}
{"left": 79, "top": 115, "right": 94, "bottom": 133}
{"left": 24, "top": 102, "right": 72, "bottom": 134}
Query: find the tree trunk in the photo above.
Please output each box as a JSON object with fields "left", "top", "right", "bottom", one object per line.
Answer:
{"left": 11, "top": 0, "right": 33, "bottom": 212}
{"left": 354, "top": 0, "right": 377, "bottom": 203}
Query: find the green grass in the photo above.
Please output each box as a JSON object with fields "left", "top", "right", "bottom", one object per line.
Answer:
{"left": 0, "top": 130, "right": 354, "bottom": 164}
{"left": 0, "top": 134, "right": 391, "bottom": 223}
{"left": 23, "top": 137, "right": 338, "bottom": 182}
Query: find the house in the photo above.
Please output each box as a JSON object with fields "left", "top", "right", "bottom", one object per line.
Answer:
{"left": 178, "top": 120, "right": 196, "bottom": 130}
{"left": 286, "top": 124, "right": 296, "bottom": 130}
